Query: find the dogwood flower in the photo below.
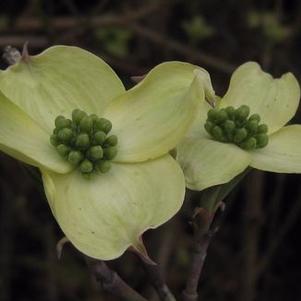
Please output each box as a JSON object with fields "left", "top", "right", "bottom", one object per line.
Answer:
{"left": 0, "top": 46, "right": 207, "bottom": 260}
{"left": 177, "top": 62, "right": 301, "bottom": 190}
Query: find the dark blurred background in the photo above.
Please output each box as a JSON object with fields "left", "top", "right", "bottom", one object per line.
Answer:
{"left": 0, "top": 0, "right": 301, "bottom": 300}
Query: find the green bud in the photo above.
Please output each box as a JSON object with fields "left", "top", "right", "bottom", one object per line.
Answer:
{"left": 72, "top": 109, "right": 87, "bottom": 124}
{"left": 204, "top": 121, "right": 214, "bottom": 134}
{"left": 50, "top": 134, "right": 59, "bottom": 146}
{"left": 102, "top": 119, "right": 112, "bottom": 134}
{"left": 245, "top": 120, "right": 258, "bottom": 134}
{"left": 222, "top": 120, "right": 235, "bottom": 140}
{"left": 52, "top": 110, "right": 118, "bottom": 176}
{"left": 255, "top": 134, "right": 269, "bottom": 148}
{"left": 105, "top": 135, "right": 118, "bottom": 146}
{"left": 225, "top": 106, "right": 235, "bottom": 119}
{"left": 257, "top": 124, "right": 268, "bottom": 134}
{"left": 207, "top": 109, "right": 220, "bottom": 121}
{"left": 240, "top": 137, "right": 257, "bottom": 150}
{"left": 96, "top": 160, "right": 111, "bottom": 173}
{"left": 76, "top": 133, "right": 90, "bottom": 149}
{"left": 205, "top": 105, "right": 269, "bottom": 150}
{"left": 235, "top": 105, "right": 250, "bottom": 120}
{"left": 56, "top": 144, "right": 71, "bottom": 157}
{"left": 235, "top": 120, "right": 247, "bottom": 128}
{"left": 68, "top": 150, "right": 83, "bottom": 165}
{"left": 90, "top": 114, "right": 98, "bottom": 122}
{"left": 80, "top": 159, "right": 93, "bottom": 173}
{"left": 88, "top": 145, "right": 104, "bottom": 161}
{"left": 223, "top": 120, "right": 235, "bottom": 133}
{"left": 233, "top": 128, "right": 248, "bottom": 143}
{"left": 95, "top": 118, "right": 112, "bottom": 134}
{"left": 215, "top": 109, "right": 228, "bottom": 124}
{"left": 79, "top": 116, "right": 93, "bottom": 133}
{"left": 55, "top": 116, "right": 71, "bottom": 129}
{"left": 93, "top": 131, "right": 107, "bottom": 145}
{"left": 249, "top": 114, "right": 261, "bottom": 122}
{"left": 57, "top": 128, "right": 73, "bottom": 143}
{"left": 55, "top": 116, "right": 65, "bottom": 128}
{"left": 104, "top": 146, "right": 118, "bottom": 160}
{"left": 211, "top": 126, "right": 226, "bottom": 142}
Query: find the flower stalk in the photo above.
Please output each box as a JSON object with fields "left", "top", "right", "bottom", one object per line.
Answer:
{"left": 182, "top": 169, "right": 249, "bottom": 301}
{"left": 141, "top": 261, "right": 176, "bottom": 301}
{"left": 86, "top": 257, "right": 148, "bottom": 301}
{"left": 182, "top": 203, "right": 224, "bottom": 301}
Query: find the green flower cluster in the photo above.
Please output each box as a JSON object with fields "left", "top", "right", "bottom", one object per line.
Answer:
{"left": 50, "top": 109, "right": 118, "bottom": 175}
{"left": 204, "top": 105, "right": 269, "bottom": 150}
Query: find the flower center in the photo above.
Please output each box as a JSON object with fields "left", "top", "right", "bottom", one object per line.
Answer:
{"left": 204, "top": 105, "right": 269, "bottom": 150}
{"left": 50, "top": 109, "right": 118, "bottom": 175}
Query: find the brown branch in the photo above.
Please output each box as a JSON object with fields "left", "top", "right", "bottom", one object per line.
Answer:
{"left": 8, "top": 2, "right": 162, "bottom": 32}
{"left": 86, "top": 257, "right": 148, "bottom": 301}
{"left": 0, "top": 3, "right": 234, "bottom": 74}
{"left": 142, "top": 262, "right": 176, "bottom": 301}
{"left": 182, "top": 203, "right": 225, "bottom": 301}
{"left": 0, "top": 36, "right": 48, "bottom": 48}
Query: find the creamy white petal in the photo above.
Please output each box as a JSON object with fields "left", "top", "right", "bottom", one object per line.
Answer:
{"left": 251, "top": 125, "right": 301, "bottom": 173}
{"left": 0, "top": 90, "right": 71, "bottom": 173}
{"left": 42, "top": 155, "right": 185, "bottom": 260}
{"left": 105, "top": 62, "right": 209, "bottom": 162}
{"left": 0, "top": 46, "right": 125, "bottom": 133}
{"left": 221, "top": 62, "right": 300, "bottom": 134}
{"left": 177, "top": 137, "right": 251, "bottom": 190}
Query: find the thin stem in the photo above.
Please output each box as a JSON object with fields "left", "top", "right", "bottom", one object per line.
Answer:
{"left": 182, "top": 204, "right": 225, "bottom": 301}
{"left": 129, "top": 23, "right": 235, "bottom": 74}
{"left": 142, "top": 262, "right": 176, "bottom": 301}
{"left": 86, "top": 257, "right": 148, "bottom": 301}
{"left": 182, "top": 171, "right": 248, "bottom": 301}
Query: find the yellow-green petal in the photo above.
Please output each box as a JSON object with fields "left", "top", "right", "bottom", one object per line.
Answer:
{"left": 105, "top": 62, "right": 209, "bottom": 162}
{"left": 176, "top": 137, "right": 251, "bottom": 191}
{"left": 185, "top": 95, "right": 220, "bottom": 140}
{"left": 41, "top": 155, "right": 185, "bottom": 260}
{"left": 0, "top": 45, "right": 125, "bottom": 133}
{"left": 221, "top": 62, "right": 300, "bottom": 134}
{"left": 250, "top": 125, "right": 301, "bottom": 173}
{"left": 0, "top": 91, "right": 72, "bottom": 173}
